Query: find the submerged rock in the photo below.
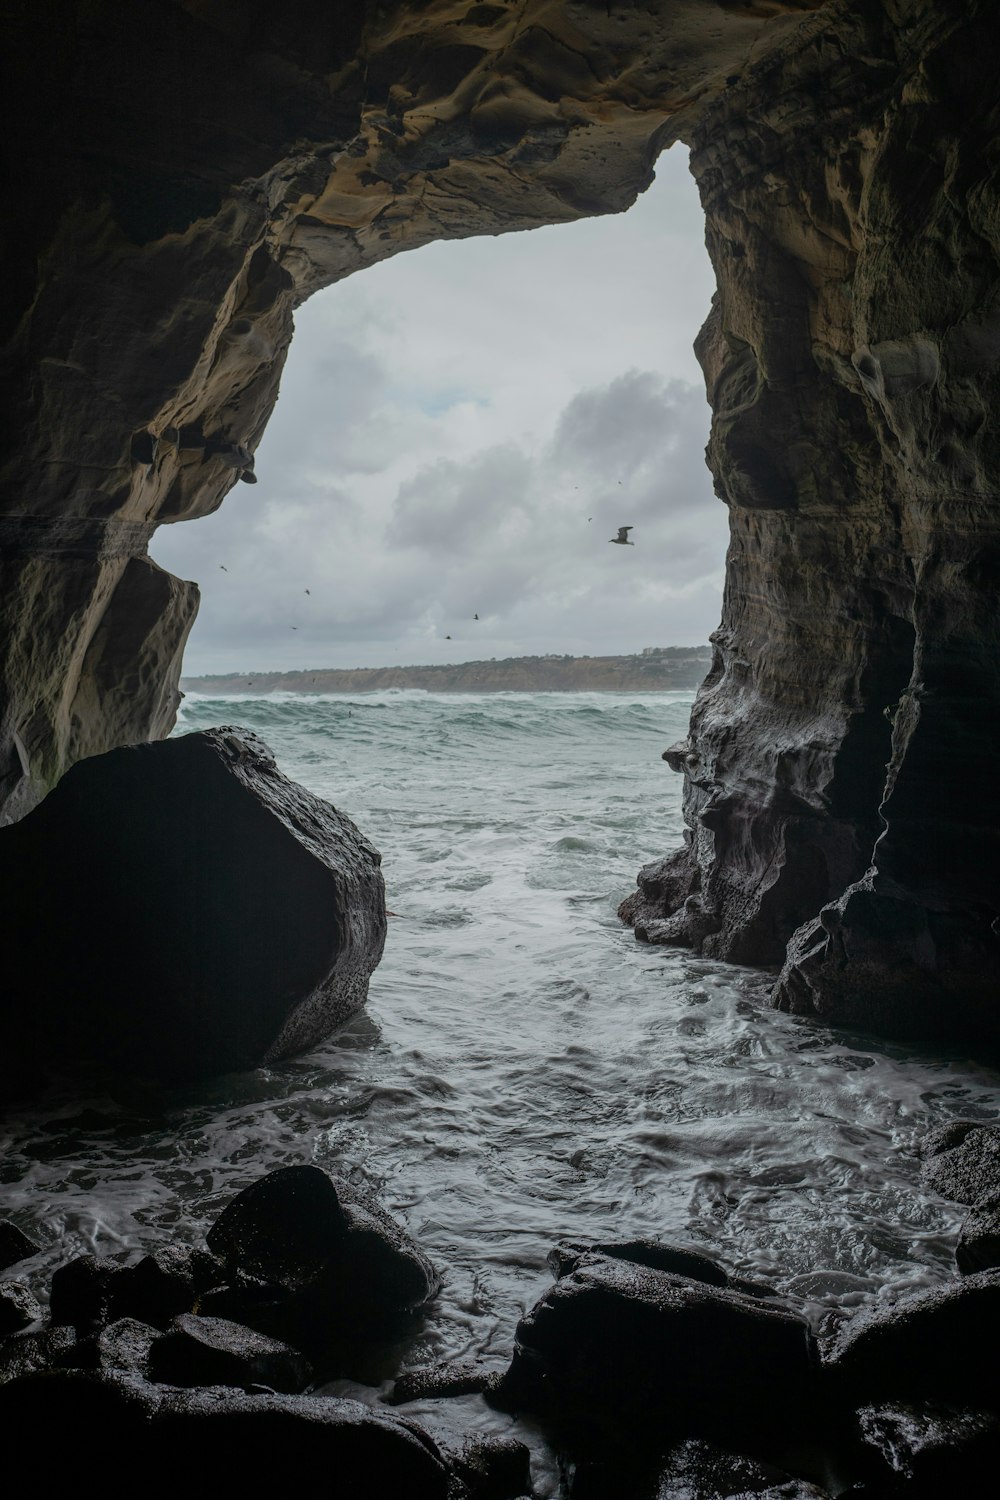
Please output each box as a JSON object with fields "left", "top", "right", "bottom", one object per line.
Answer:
{"left": 0, "top": 729, "right": 386, "bottom": 1085}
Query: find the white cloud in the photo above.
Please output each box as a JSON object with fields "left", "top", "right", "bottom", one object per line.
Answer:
{"left": 152, "top": 147, "right": 726, "bottom": 673}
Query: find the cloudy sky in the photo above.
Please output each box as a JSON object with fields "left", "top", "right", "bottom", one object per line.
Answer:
{"left": 152, "top": 146, "right": 726, "bottom": 675}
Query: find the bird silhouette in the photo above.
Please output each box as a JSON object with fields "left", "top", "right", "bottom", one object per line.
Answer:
{"left": 473, "top": 613, "right": 479, "bottom": 620}
{"left": 290, "top": 626, "right": 298, "bottom": 630}
{"left": 304, "top": 589, "right": 310, "bottom": 595}
{"left": 219, "top": 564, "right": 228, "bottom": 571}
{"left": 445, "top": 635, "right": 452, "bottom": 640}
{"left": 609, "top": 526, "right": 634, "bottom": 546}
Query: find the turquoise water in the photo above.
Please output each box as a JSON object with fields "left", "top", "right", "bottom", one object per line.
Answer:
{"left": 3, "top": 690, "right": 999, "bottom": 1490}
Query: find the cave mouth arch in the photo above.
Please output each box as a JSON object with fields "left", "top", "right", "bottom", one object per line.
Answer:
{"left": 150, "top": 150, "right": 725, "bottom": 683}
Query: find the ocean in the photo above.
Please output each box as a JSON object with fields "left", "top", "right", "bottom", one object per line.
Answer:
{"left": 4, "top": 689, "right": 999, "bottom": 1489}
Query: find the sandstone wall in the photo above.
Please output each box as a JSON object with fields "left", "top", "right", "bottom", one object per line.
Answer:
{"left": 2, "top": 0, "right": 997, "bottom": 1039}
{"left": 1, "top": 0, "right": 819, "bottom": 816}
{"left": 621, "top": 0, "right": 1000, "bottom": 1040}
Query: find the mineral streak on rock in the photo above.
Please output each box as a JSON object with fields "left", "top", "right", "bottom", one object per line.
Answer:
{"left": 618, "top": 0, "right": 1000, "bottom": 1043}
{"left": 0, "top": 0, "right": 828, "bottom": 821}
{"left": 0, "top": 729, "right": 386, "bottom": 1083}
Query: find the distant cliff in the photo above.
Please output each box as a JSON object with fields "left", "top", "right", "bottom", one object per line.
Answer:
{"left": 182, "top": 648, "right": 712, "bottom": 696}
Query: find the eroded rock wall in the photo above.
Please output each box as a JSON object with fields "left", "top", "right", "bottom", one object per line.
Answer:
{"left": 0, "top": 0, "right": 823, "bottom": 819}
{"left": 621, "top": 0, "right": 1000, "bottom": 1042}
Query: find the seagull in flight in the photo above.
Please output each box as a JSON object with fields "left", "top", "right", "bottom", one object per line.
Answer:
{"left": 473, "top": 613, "right": 479, "bottom": 620}
{"left": 219, "top": 564, "right": 228, "bottom": 571}
{"left": 609, "top": 526, "right": 634, "bottom": 546}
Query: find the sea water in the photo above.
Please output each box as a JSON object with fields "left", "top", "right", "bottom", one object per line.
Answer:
{"left": 3, "top": 690, "right": 999, "bottom": 1488}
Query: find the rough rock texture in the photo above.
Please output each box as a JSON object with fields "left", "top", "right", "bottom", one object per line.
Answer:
{"left": 2, "top": 2, "right": 998, "bottom": 1041}
{"left": 825, "top": 1270, "right": 1000, "bottom": 1407}
{"left": 617, "top": 0, "right": 1000, "bottom": 1042}
{"left": 0, "top": 0, "right": 829, "bottom": 823}
{"left": 0, "top": 1223, "right": 40, "bottom": 1273}
{"left": 0, "top": 729, "right": 385, "bottom": 1082}
{"left": 202, "top": 1165, "right": 439, "bottom": 1370}
{"left": 920, "top": 1121, "right": 1000, "bottom": 1273}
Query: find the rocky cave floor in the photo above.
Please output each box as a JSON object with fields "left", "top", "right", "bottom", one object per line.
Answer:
{"left": 2, "top": 1122, "right": 1000, "bottom": 1497}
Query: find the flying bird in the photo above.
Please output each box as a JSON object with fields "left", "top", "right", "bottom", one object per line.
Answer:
{"left": 304, "top": 589, "right": 310, "bottom": 595}
{"left": 473, "top": 613, "right": 479, "bottom": 621}
{"left": 219, "top": 564, "right": 228, "bottom": 571}
{"left": 609, "top": 526, "right": 634, "bottom": 546}
{"left": 445, "top": 635, "right": 452, "bottom": 640}
{"left": 290, "top": 626, "right": 298, "bottom": 630}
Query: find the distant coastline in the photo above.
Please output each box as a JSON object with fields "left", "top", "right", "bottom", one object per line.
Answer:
{"left": 182, "top": 646, "right": 712, "bottom": 695}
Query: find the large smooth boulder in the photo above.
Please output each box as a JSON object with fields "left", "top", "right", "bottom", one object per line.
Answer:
{"left": 0, "top": 728, "right": 386, "bottom": 1083}
{"left": 496, "top": 1247, "right": 818, "bottom": 1458}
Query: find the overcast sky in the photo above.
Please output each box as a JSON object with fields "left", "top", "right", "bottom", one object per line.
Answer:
{"left": 152, "top": 146, "right": 726, "bottom": 675}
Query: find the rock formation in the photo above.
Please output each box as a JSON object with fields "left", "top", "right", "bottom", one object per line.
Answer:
{"left": 1, "top": 1, "right": 998, "bottom": 1041}
{"left": 617, "top": 0, "right": 1000, "bottom": 1043}
{"left": 0, "top": 728, "right": 386, "bottom": 1083}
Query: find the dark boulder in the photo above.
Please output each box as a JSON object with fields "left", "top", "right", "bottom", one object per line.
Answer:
{"left": 0, "top": 1327, "right": 78, "bottom": 1385}
{"left": 921, "top": 1122, "right": 1000, "bottom": 1206}
{"left": 389, "top": 1359, "right": 498, "bottom": 1405}
{"left": 203, "top": 1165, "right": 438, "bottom": 1370}
{"left": 956, "top": 1191, "right": 1000, "bottom": 1274}
{"left": 50, "top": 1245, "right": 222, "bottom": 1332}
{"left": 0, "top": 1371, "right": 454, "bottom": 1495}
{"left": 645, "top": 1439, "right": 832, "bottom": 1500}
{"left": 495, "top": 1249, "right": 818, "bottom": 1458}
{"left": 856, "top": 1400, "right": 1000, "bottom": 1491}
{"left": 150, "top": 1312, "right": 312, "bottom": 1392}
{"left": 90, "top": 1318, "right": 162, "bottom": 1378}
{"left": 0, "top": 728, "right": 386, "bottom": 1085}
{"left": 0, "top": 1281, "right": 42, "bottom": 1336}
{"left": 547, "top": 1238, "right": 728, "bottom": 1288}
{"left": 452, "top": 1434, "right": 532, "bottom": 1500}
{"left": 826, "top": 1271, "right": 1000, "bottom": 1407}
{"left": 0, "top": 1222, "right": 40, "bottom": 1272}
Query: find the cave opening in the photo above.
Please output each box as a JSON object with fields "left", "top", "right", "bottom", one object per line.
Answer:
{"left": 150, "top": 148, "right": 725, "bottom": 680}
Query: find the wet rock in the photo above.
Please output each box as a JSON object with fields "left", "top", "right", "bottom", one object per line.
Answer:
{"left": 50, "top": 1245, "right": 222, "bottom": 1332}
{"left": 0, "top": 1326, "right": 78, "bottom": 1385}
{"left": 0, "top": 728, "right": 386, "bottom": 1084}
{"left": 0, "top": 1282, "right": 42, "bottom": 1336}
{"left": 150, "top": 1313, "right": 312, "bottom": 1393}
{"left": 389, "top": 1359, "right": 498, "bottom": 1405}
{"left": 857, "top": 1400, "right": 1000, "bottom": 1489}
{"left": 547, "top": 1238, "right": 729, "bottom": 1288}
{"left": 648, "top": 1439, "right": 832, "bottom": 1499}
{"left": 826, "top": 1272, "right": 1000, "bottom": 1406}
{"left": 203, "top": 1165, "right": 438, "bottom": 1367}
{"left": 956, "top": 1191, "right": 1000, "bottom": 1275}
{"left": 0, "top": 1222, "right": 40, "bottom": 1272}
{"left": 0, "top": 1371, "right": 454, "bottom": 1494}
{"left": 921, "top": 1121, "right": 1000, "bottom": 1206}
{"left": 496, "top": 1250, "right": 818, "bottom": 1457}
{"left": 453, "top": 1433, "right": 532, "bottom": 1500}
{"left": 91, "top": 1318, "right": 161, "bottom": 1378}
